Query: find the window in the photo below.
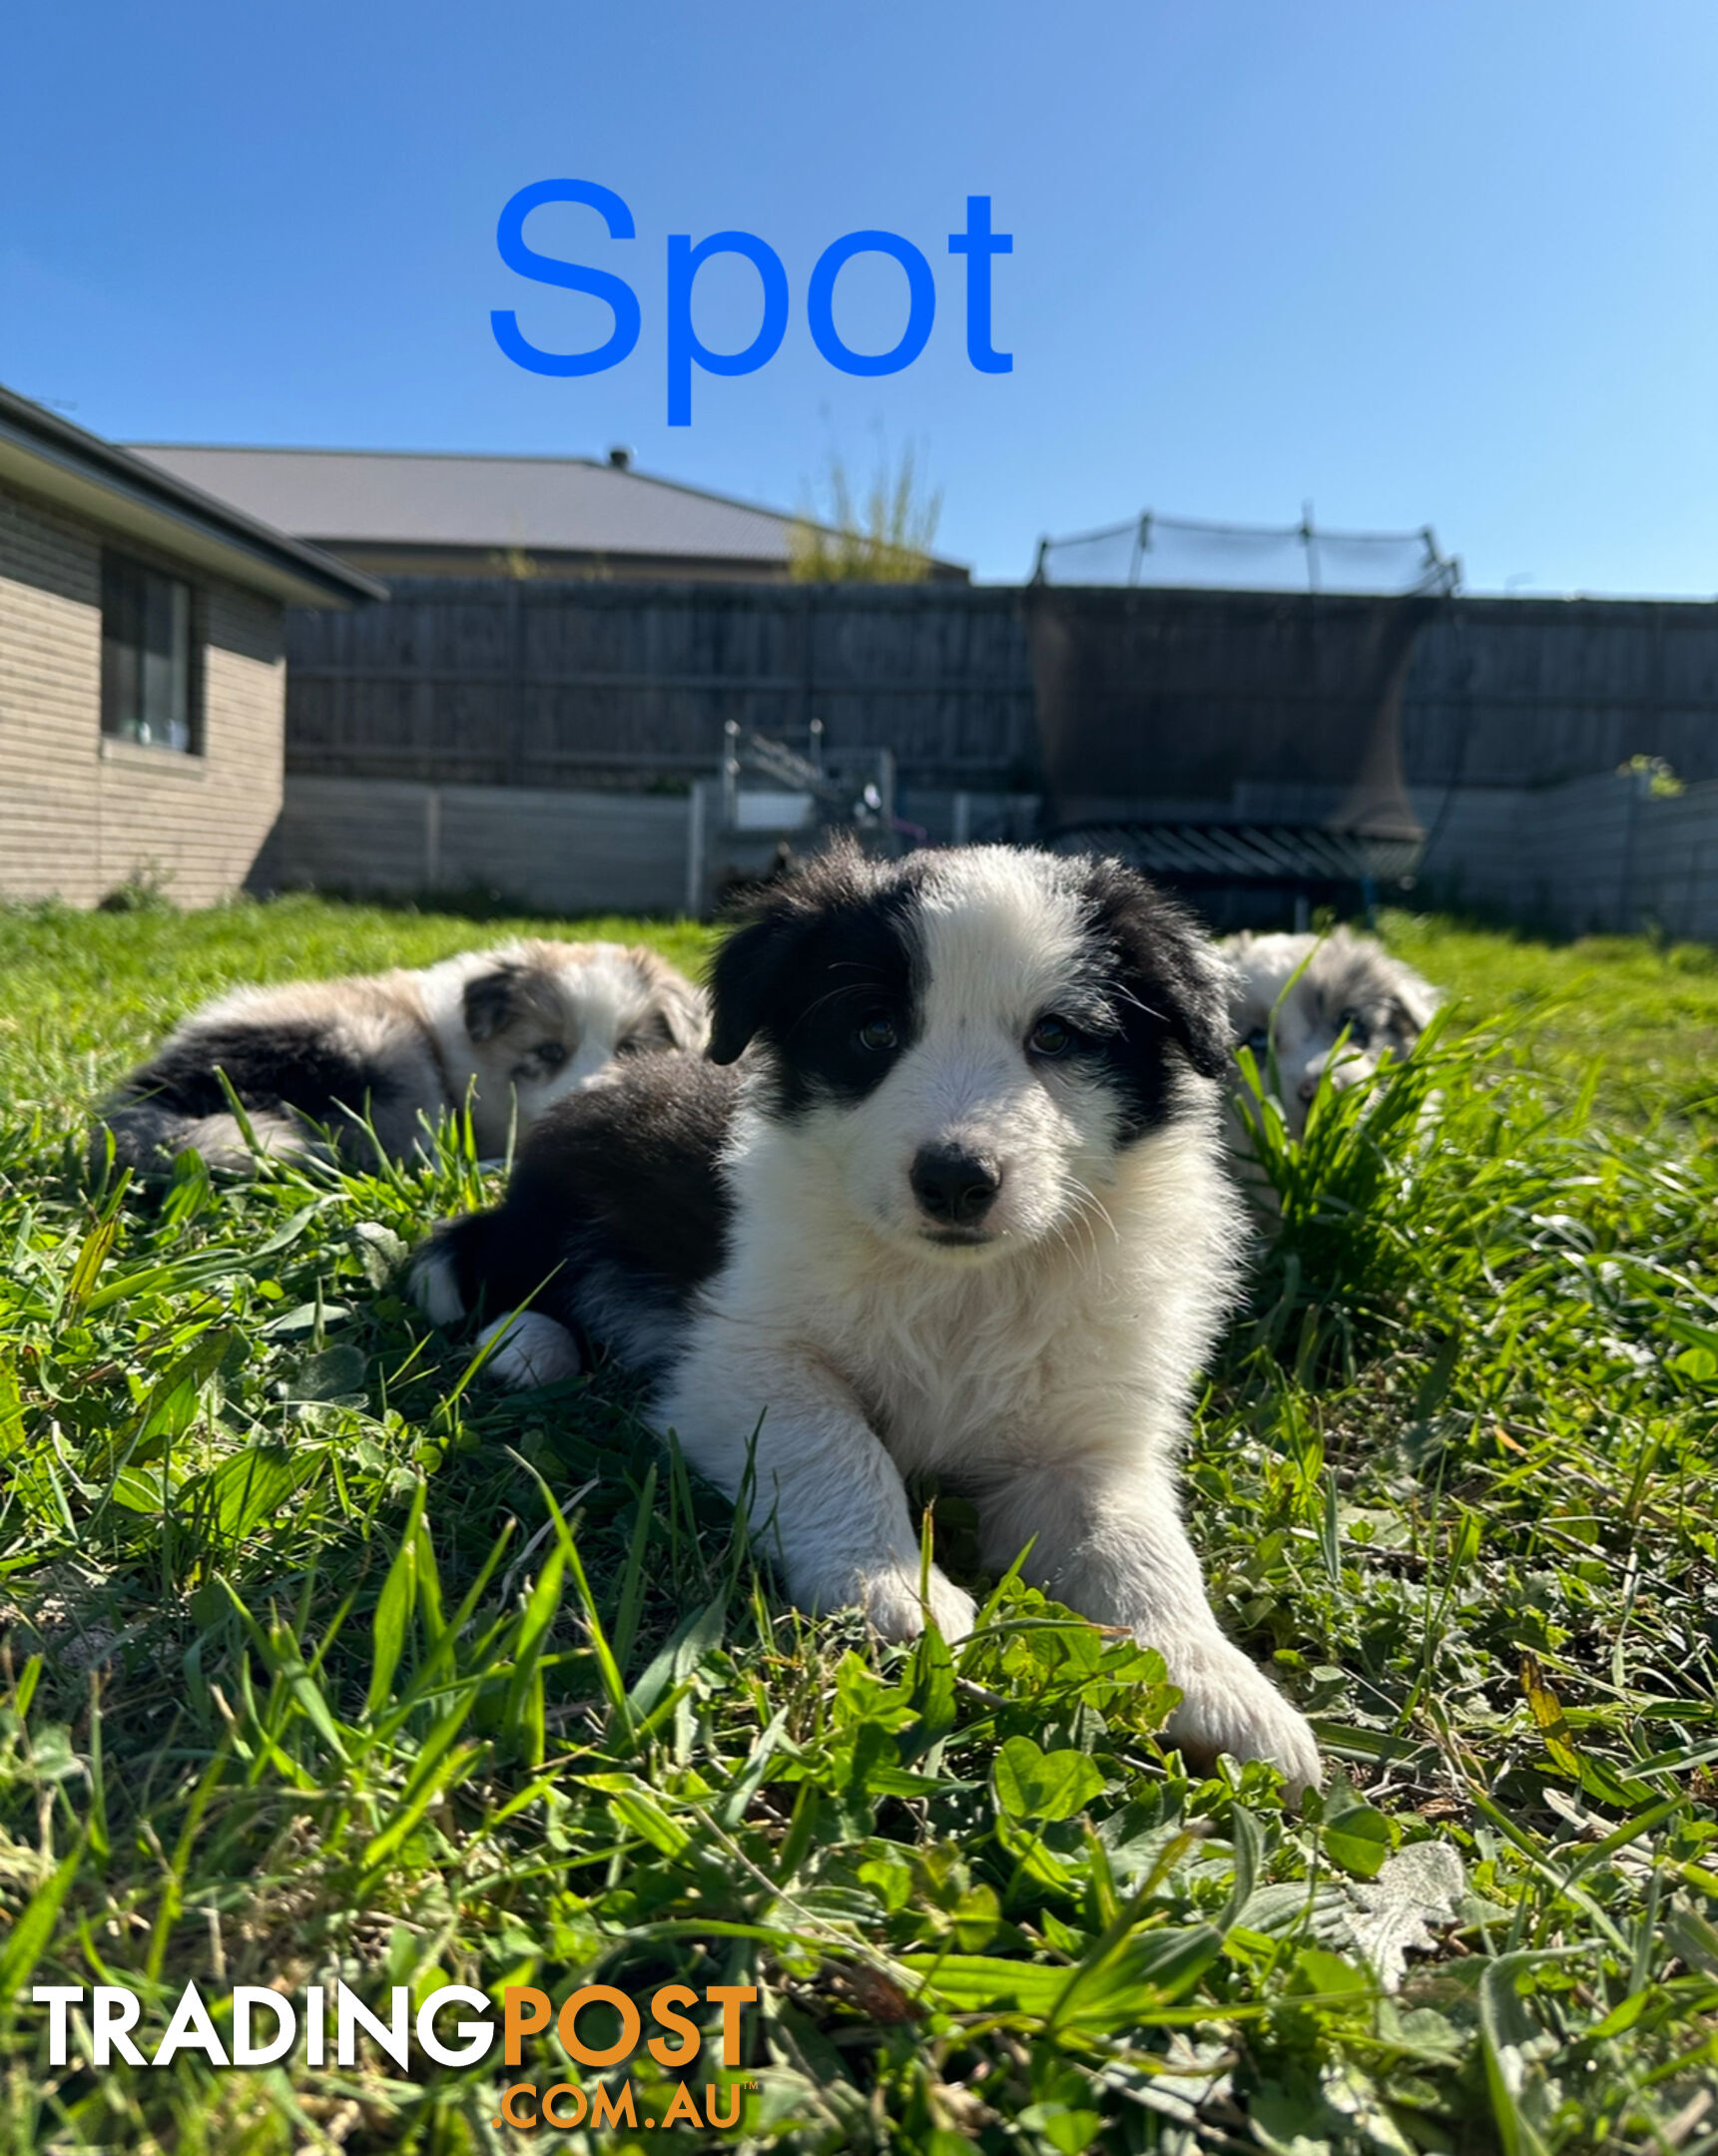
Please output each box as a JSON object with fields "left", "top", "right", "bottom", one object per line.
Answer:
{"left": 101, "top": 554, "right": 200, "bottom": 753}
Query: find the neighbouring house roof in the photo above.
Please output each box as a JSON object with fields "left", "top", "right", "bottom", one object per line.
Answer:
{"left": 124, "top": 443, "right": 970, "bottom": 581}
{"left": 0, "top": 386, "right": 384, "bottom": 608}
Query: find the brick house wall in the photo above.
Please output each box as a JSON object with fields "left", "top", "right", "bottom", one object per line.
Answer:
{"left": 0, "top": 481, "right": 286, "bottom": 906}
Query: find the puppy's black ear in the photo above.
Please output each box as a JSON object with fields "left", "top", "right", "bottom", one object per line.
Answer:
{"left": 462, "top": 964, "right": 521, "bottom": 1044}
{"left": 1082, "top": 859, "right": 1234, "bottom": 1080}
{"left": 708, "top": 836, "right": 899, "bottom": 1065}
{"left": 707, "top": 897, "right": 814, "bottom": 1065}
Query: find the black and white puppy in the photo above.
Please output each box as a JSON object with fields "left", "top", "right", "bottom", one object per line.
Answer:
{"left": 413, "top": 844, "right": 1320, "bottom": 1790}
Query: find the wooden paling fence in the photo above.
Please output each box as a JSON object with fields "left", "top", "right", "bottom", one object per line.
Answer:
{"left": 274, "top": 580, "right": 1718, "bottom": 935}
{"left": 285, "top": 580, "right": 1039, "bottom": 792}
{"left": 286, "top": 582, "right": 1718, "bottom": 796}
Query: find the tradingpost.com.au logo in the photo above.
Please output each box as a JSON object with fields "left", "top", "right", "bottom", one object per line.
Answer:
{"left": 35, "top": 1979, "right": 760, "bottom": 2133}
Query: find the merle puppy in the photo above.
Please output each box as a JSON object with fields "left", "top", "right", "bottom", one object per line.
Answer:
{"left": 99, "top": 940, "right": 707, "bottom": 1174}
{"left": 413, "top": 843, "right": 1320, "bottom": 1791}
{"left": 1223, "top": 927, "right": 1439, "bottom": 1139}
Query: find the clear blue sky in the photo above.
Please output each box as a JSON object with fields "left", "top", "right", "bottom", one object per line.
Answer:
{"left": 4, "top": 2, "right": 1716, "bottom": 592}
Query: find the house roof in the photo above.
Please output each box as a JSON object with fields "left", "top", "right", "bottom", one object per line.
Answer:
{"left": 123, "top": 443, "right": 967, "bottom": 576}
{"left": 0, "top": 386, "right": 384, "bottom": 608}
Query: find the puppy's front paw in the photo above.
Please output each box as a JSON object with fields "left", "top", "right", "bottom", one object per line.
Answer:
{"left": 409, "top": 1236, "right": 466, "bottom": 1326}
{"left": 1162, "top": 1640, "right": 1322, "bottom": 1799}
{"left": 476, "top": 1311, "right": 584, "bottom": 1388}
{"left": 842, "top": 1563, "right": 977, "bottom": 1644}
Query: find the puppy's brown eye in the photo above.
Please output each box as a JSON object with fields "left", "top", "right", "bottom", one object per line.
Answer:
{"left": 1028, "top": 1016, "right": 1075, "bottom": 1058}
{"left": 536, "top": 1041, "right": 569, "bottom": 1071}
{"left": 857, "top": 1015, "right": 897, "bottom": 1052}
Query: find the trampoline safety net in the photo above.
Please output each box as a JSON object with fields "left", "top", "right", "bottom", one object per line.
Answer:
{"left": 1021, "top": 511, "right": 1456, "bottom": 903}
{"left": 1031, "top": 511, "right": 1459, "bottom": 599}
{"left": 1025, "top": 603, "right": 1449, "bottom": 918}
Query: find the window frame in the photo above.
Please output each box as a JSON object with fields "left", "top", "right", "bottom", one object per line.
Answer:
{"left": 99, "top": 550, "right": 205, "bottom": 757}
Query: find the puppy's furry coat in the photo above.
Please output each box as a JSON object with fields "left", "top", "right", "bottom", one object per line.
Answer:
{"left": 101, "top": 940, "right": 707, "bottom": 1174}
{"left": 1222, "top": 928, "right": 1439, "bottom": 1157}
{"left": 415, "top": 845, "right": 1321, "bottom": 1790}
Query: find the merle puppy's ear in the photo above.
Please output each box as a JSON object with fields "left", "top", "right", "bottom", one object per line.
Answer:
{"left": 1391, "top": 971, "right": 1441, "bottom": 1039}
{"left": 631, "top": 949, "right": 712, "bottom": 1053}
{"left": 707, "top": 894, "right": 814, "bottom": 1065}
{"left": 462, "top": 964, "right": 521, "bottom": 1044}
{"left": 1082, "top": 859, "right": 1234, "bottom": 1079}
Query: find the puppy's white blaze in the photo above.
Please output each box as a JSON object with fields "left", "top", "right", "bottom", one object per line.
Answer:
{"left": 557, "top": 948, "right": 640, "bottom": 1063}
{"left": 914, "top": 849, "right": 1092, "bottom": 1034}
{"left": 410, "top": 1243, "right": 467, "bottom": 1327}
{"left": 567, "top": 1041, "right": 622, "bottom": 1088}
{"left": 476, "top": 1311, "right": 582, "bottom": 1387}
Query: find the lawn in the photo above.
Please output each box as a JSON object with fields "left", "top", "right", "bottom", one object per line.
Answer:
{"left": 1, "top": 891, "right": 1717, "bottom": 2155}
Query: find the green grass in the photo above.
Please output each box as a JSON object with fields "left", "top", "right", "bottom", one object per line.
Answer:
{"left": 2, "top": 892, "right": 1717, "bottom": 2155}
{"left": 1382, "top": 912, "right": 1718, "bottom": 1126}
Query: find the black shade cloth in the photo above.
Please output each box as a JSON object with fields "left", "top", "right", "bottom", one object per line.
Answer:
{"left": 1023, "top": 587, "right": 1432, "bottom": 842}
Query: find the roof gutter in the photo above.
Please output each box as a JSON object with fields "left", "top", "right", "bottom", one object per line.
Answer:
{"left": 0, "top": 386, "right": 387, "bottom": 608}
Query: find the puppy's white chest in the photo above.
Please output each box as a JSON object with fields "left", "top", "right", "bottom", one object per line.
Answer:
{"left": 834, "top": 1270, "right": 1074, "bottom": 1477}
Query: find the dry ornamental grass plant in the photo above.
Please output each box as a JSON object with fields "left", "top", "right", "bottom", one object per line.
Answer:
{"left": 788, "top": 447, "right": 944, "bottom": 583}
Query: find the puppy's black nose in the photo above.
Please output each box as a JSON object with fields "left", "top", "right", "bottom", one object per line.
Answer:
{"left": 910, "top": 1144, "right": 1002, "bottom": 1227}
